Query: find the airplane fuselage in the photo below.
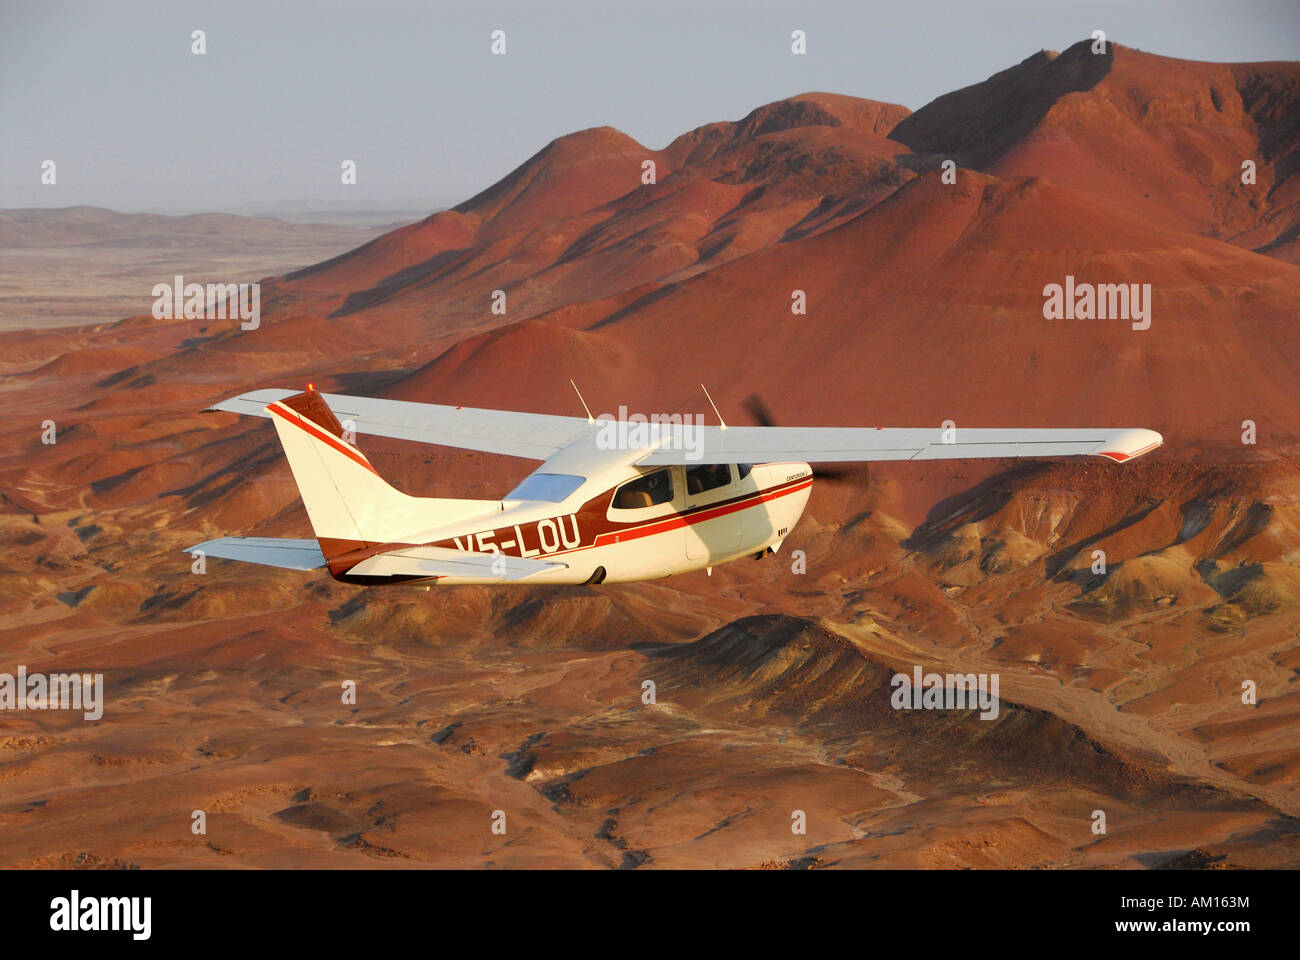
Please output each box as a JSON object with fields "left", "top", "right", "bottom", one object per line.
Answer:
{"left": 329, "top": 461, "right": 813, "bottom": 585}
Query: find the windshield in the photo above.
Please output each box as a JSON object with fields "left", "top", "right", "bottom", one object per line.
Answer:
{"left": 505, "top": 472, "right": 586, "bottom": 503}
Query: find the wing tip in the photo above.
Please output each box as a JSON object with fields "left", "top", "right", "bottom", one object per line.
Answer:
{"left": 1095, "top": 429, "right": 1163, "bottom": 463}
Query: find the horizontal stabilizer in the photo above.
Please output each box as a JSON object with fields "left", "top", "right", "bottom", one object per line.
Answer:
{"left": 186, "top": 537, "right": 327, "bottom": 570}
{"left": 347, "top": 545, "right": 566, "bottom": 582}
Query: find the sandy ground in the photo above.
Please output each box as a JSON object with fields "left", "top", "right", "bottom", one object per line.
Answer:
{"left": 0, "top": 454, "right": 1296, "bottom": 869}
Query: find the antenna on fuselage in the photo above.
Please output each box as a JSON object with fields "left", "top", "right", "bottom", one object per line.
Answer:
{"left": 700, "top": 383, "right": 727, "bottom": 430}
{"left": 570, "top": 379, "right": 595, "bottom": 425}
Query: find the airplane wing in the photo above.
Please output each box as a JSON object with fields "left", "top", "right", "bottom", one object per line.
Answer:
{"left": 209, "top": 388, "right": 593, "bottom": 461}
{"left": 209, "top": 389, "right": 1161, "bottom": 466}
{"left": 636, "top": 426, "right": 1163, "bottom": 465}
{"left": 186, "top": 537, "right": 327, "bottom": 570}
{"left": 345, "top": 545, "right": 566, "bottom": 581}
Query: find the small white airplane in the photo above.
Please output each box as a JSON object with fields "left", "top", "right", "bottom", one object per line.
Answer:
{"left": 187, "top": 386, "right": 1162, "bottom": 586}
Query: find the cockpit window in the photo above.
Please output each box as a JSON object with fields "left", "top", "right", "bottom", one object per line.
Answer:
{"left": 737, "top": 463, "right": 753, "bottom": 480}
{"left": 611, "top": 469, "right": 674, "bottom": 509}
{"left": 685, "top": 463, "right": 733, "bottom": 496}
{"left": 505, "top": 473, "right": 586, "bottom": 502}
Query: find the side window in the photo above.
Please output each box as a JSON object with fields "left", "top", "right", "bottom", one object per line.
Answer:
{"left": 685, "top": 463, "right": 733, "bottom": 497}
{"left": 737, "top": 463, "right": 753, "bottom": 480}
{"left": 612, "top": 469, "right": 674, "bottom": 509}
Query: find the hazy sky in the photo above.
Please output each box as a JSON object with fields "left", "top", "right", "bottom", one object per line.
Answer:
{"left": 2, "top": 0, "right": 1297, "bottom": 215}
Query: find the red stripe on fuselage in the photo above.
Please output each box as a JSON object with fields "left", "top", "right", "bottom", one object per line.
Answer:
{"left": 574, "top": 476, "right": 814, "bottom": 555}
{"left": 368, "top": 475, "right": 814, "bottom": 564}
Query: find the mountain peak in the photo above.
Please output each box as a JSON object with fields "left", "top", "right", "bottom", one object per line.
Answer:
{"left": 735, "top": 93, "right": 911, "bottom": 139}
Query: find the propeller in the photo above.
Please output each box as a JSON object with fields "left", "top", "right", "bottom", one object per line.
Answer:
{"left": 741, "top": 393, "right": 871, "bottom": 486}
{"left": 741, "top": 393, "right": 778, "bottom": 429}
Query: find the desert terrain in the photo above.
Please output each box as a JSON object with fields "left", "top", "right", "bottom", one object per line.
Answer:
{"left": 0, "top": 40, "right": 1298, "bottom": 869}
{"left": 0, "top": 207, "right": 402, "bottom": 331}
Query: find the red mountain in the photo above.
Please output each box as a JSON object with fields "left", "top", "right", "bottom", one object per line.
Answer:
{"left": 890, "top": 40, "right": 1300, "bottom": 259}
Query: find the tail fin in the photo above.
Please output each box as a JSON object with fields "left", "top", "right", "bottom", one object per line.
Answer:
{"left": 265, "top": 389, "right": 499, "bottom": 560}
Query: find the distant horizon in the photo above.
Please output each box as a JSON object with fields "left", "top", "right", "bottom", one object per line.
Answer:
{"left": 4, "top": 0, "right": 1298, "bottom": 215}
{"left": 0, "top": 200, "right": 443, "bottom": 225}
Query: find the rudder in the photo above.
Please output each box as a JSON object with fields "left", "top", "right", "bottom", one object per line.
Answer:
{"left": 265, "top": 389, "right": 499, "bottom": 560}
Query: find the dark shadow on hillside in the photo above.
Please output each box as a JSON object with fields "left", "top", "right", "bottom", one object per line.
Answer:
{"left": 902, "top": 462, "right": 1051, "bottom": 552}
{"left": 889, "top": 40, "right": 1114, "bottom": 168}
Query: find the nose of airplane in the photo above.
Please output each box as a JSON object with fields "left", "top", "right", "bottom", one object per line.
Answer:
{"left": 807, "top": 459, "right": 874, "bottom": 486}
